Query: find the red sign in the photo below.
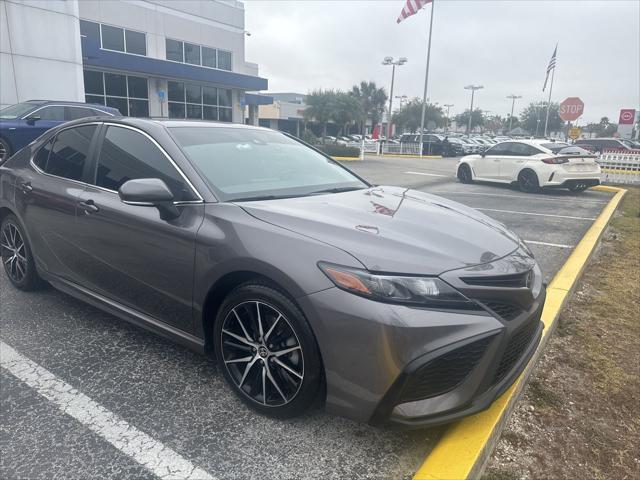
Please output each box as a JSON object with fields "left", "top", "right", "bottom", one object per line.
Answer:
{"left": 559, "top": 97, "right": 584, "bottom": 121}
{"left": 619, "top": 109, "right": 636, "bottom": 125}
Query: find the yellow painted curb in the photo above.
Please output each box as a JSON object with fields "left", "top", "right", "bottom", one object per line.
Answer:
{"left": 413, "top": 186, "right": 627, "bottom": 480}
{"left": 332, "top": 156, "right": 361, "bottom": 161}
{"left": 601, "top": 168, "right": 639, "bottom": 175}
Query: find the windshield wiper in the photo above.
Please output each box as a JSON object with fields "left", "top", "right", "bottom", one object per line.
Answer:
{"left": 307, "top": 186, "right": 366, "bottom": 195}
{"left": 229, "top": 193, "right": 304, "bottom": 202}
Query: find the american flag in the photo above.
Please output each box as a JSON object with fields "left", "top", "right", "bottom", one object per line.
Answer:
{"left": 396, "top": 0, "right": 433, "bottom": 24}
{"left": 542, "top": 44, "right": 558, "bottom": 92}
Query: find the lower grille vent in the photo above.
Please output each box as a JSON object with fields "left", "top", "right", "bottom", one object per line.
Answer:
{"left": 400, "top": 335, "right": 494, "bottom": 403}
{"left": 493, "top": 320, "right": 539, "bottom": 385}
{"left": 483, "top": 301, "right": 524, "bottom": 321}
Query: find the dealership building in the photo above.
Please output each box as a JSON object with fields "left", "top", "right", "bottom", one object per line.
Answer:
{"left": 0, "top": 0, "right": 269, "bottom": 123}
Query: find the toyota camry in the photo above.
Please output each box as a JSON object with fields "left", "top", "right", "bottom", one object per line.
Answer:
{"left": 0, "top": 118, "right": 545, "bottom": 428}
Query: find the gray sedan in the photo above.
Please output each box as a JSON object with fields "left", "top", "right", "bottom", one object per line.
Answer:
{"left": 0, "top": 118, "right": 545, "bottom": 428}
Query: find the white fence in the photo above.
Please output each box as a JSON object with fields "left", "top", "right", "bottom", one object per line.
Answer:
{"left": 381, "top": 143, "right": 422, "bottom": 155}
{"left": 598, "top": 150, "right": 640, "bottom": 185}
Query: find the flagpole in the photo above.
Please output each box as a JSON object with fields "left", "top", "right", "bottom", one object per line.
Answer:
{"left": 543, "top": 43, "right": 557, "bottom": 138}
{"left": 418, "top": 1, "right": 435, "bottom": 158}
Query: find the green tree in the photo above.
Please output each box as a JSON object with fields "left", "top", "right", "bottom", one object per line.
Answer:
{"left": 392, "top": 98, "right": 444, "bottom": 133}
{"left": 330, "top": 92, "right": 361, "bottom": 138}
{"left": 519, "top": 102, "right": 564, "bottom": 136}
{"left": 303, "top": 89, "right": 336, "bottom": 142}
{"left": 455, "top": 109, "right": 485, "bottom": 133}
{"left": 349, "top": 81, "right": 387, "bottom": 137}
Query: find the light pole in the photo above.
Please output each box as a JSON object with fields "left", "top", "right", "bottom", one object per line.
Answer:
{"left": 382, "top": 56, "right": 407, "bottom": 138}
{"left": 464, "top": 85, "right": 483, "bottom": 134}
{"left": 444, "top": 103, "right": 454, "bottom": 132}
{"left": 506, "top": 94, "right": 522, "bottom": 133}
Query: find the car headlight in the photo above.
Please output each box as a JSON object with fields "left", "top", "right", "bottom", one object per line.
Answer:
{"left": 318, "top": 263, "right": 479, "bottom": 309}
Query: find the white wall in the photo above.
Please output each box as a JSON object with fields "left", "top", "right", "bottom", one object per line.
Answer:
{"left": 0, "top": 0, "right": 85, "bottom": 108}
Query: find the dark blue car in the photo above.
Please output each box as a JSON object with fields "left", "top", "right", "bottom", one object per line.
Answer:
{"left": 0, "top": 100, "right": 120, "bottom": 162}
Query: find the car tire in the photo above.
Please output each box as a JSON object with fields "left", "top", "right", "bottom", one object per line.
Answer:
{"left": 0, "top": 137, "right": 12, "bottom": 164}
{"left": 518, "top": 169, "right": 540, "bottom": 193}
{"left": 214, "top": 281, "right": 323, "bottom": 418}
{"left": 457, "top": 163, "right": 473, "bottom": 184}
{"left": 1, "top": 214, "right": 43, "bottom": 290}
{"left": 568, "top": 183, "right": 589, "bottom": 192}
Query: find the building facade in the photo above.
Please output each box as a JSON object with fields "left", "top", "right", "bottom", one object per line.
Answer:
{"left": 258, "top": 92, "right": 307, "bottom": 135}
{"left": 1, "top": 0, "right": 268, "bottom": 122}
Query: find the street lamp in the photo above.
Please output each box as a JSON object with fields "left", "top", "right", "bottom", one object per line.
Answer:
{"left": 506, "top": 94, "right": 522, "bottom": 132}
{"left": 395, "top": 95, "right": 408, "bottom": 109}
{"left": 444, "top": 103, "right": 454, "bottom": 132}
{"left": 382, "top": 56, "right": 408, "bottom": 138}
{"left": 464, "top": 85, "right": 483, "bottom": 134}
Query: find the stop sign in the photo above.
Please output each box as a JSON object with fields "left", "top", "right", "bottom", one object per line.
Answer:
{"left": 559, "top": 97, "right": 584, "bottom": 121}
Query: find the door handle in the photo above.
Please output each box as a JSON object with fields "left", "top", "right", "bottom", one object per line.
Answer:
{"left": 18, "top": 181, "right": 33, "bottom": 194}
{"left": 78, "top": 199, "right": 99, "bottom": 214}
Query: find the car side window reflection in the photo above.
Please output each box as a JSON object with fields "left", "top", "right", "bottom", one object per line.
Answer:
{"left": 44, "top": 125, "right": 97, "bottom": 181}
{"left": 36, "top": 106, "right": 65, "bottom": 121}
{"left": 95, "top": 126, "right": 197, "bottom": 201}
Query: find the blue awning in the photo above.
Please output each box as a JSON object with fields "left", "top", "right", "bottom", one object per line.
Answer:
{"left": 82, "top": 38, "right": 268, "bottom": 91}
{"left": 244, "top": 93, "right": 273, "bottom": 106}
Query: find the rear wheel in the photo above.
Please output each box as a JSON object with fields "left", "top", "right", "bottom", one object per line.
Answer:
{"left": 457, "top": 164, "right": 473, "bottom": 184}
{"left": 214, "top": 281, "right": 323, "bottom": 418}
{"left": 518, "top": 169, "right": 540, "bottom": 193}
{"left": 1, "top": 214, "right": 43, "bottom": 290}
{"left": 568, "top": 183, "right": 589, "bottom": 192}
{"left": 0, "top": 138, "right": 12, "bottom": 163}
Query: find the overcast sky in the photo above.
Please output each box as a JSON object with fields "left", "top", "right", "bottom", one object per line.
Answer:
{"left": 244, "top": 0, "right": 640, "bottom": 124}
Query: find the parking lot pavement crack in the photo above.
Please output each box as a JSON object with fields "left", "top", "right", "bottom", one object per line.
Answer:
{"left": 0, "top": 340, "right": 216, "bottom": 480}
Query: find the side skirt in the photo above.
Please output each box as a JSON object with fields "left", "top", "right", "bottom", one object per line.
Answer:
{"left": 41, "top": 272, "right": 206, "bottom": 355}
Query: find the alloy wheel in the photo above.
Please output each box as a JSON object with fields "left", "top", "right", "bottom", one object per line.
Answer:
{"left": 1, "top": 222, "right": 27, "bottom": 283}
{"left": 220, "top": 301, "right": 304, "bottom": 407}
{"left": 0, "top": 141, "right": 7, "bottom": 162}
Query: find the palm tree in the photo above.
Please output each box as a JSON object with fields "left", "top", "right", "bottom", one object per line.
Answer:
{"left": 303, "top": 90, "right": 335, "bottom": 143}
{"left": 349, "top": 81, "right": 387, "bottom": 137}
{"left": 330, "top": 92, "right": 361, "bottom": 139}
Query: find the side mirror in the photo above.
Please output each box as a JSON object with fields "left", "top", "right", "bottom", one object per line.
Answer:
{"left": 118, "top": 178, "right": 180, "bottom": 220}
{"left": 25, "top": 115, "right": 41, "bottom": 125}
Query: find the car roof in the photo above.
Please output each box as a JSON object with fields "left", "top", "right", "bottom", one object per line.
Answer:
{"left": 26, "top": 99, "right": 116, "bottom": 108}
{"left": 53, "top": 116, "right": 273, "bottom": 133}
{"left": 575, "top": 138, "right": 622, "bottom": 142}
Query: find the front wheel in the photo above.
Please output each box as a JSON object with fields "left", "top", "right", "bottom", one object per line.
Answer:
{"left": 1, "top": 214, "right": 43, "bottom": 290}
{"left": 0, "top": 138, "right": 12, "bottom": 164}
{"left": 457, "top": 164, "right": 473, "bottom": 184}
{"left": 214, "top": 281, "right": 323, "bottom": 418}
{"left": 518, "top": 169, "right": 540, "bottom": 193}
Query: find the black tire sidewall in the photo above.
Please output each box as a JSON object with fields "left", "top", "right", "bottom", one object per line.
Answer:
{"left": 1, "top": 214, "right": 41, "bottom": 290}
{"left": 458, "top": 164, "right": 472, "bottom": 183}
{"left": 213, "top": 282, "right": 323, "bottom": 418}
{"left": 518, "top": 169, "right": 540, "bottom": 193}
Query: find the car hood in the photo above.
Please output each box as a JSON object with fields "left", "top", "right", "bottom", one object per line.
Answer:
{"left": 238, "top": 186, "right": 520, "bottom": 275}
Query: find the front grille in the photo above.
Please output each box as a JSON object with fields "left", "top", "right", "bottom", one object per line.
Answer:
{"left": 493, "top": 319, "right": 540, "bottom": 385}
{"left": 462, "top": 271, "right": 532, "bottom": 288}
{"left": 399, "top": 335, "right": 494, "bottom": 403}
{"left": 483, "top": 301, "right": 524, "bottom": 321}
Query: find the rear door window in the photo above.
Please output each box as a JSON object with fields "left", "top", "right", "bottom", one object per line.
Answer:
{"left": 45, "top": 125, "right": 97, "bottom": 181}
{"left": 65, "top": 107, "right": 97, "bottom": 121}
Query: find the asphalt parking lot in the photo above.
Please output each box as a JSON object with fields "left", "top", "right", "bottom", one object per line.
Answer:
{"left": 0, "top": 155, "right": 614, "bottom": 480}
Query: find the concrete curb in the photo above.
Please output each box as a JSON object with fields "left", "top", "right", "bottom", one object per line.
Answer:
{"left": 412, "top": 185, "right": 627, "bottom": 480}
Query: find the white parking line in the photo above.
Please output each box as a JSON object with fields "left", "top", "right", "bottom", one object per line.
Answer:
{"left": 0, "top": 341, "right": 214, "bottom": 480}
{"left": 405, "top": 171, "right": 449, "bottom": 177}
{"left": 524, "top": 240, "right": 574, "bottom": 249}
{"left": 476, "top": 208, "right": 596, "bottom": 221}
{"left": 430, "top": 190, "right": 609, "bottom": 204}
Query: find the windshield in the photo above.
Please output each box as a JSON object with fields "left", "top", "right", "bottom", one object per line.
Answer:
{"left": 0, "top": 102, "right": 38, "bottom": 119}
{"left": 170, "top": 127, "right": 368, "bottom": 202}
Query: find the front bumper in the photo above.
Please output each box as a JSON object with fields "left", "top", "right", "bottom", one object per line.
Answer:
{"left": 299, "top": 249, "right": 546, "bottom": 429}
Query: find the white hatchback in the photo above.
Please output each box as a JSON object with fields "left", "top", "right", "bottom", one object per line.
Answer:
{"left": 456, "top": 139, "right": 601, "bottom": 192}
